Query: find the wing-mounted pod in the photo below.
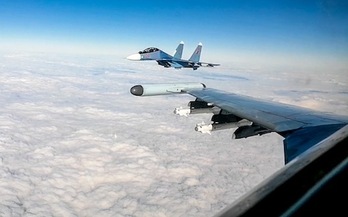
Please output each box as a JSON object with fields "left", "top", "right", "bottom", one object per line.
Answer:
{"left": 130, "top": 83, "right": 205, "bottom": 96}
{"left": 232, "top": 124, "right": 272, "bottom": 139}
{"left": 195, "top": 109, "right": 253, "bottom": 134}
{"left": 194, "top": 108, "right": 272, "bottom": 138}
{"left": 173, "top": 96, "right": 272, "bottom": 138}
{"left": 174, "top": 98, "right": 219, "bottom": 116}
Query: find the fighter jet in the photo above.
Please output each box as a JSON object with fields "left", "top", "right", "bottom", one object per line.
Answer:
{"left": 127, "top": 42, "right": 220, "bottom": 70}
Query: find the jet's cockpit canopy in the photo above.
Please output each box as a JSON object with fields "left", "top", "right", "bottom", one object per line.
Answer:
{"left": 139, "top": 47, "right": 159, "bottom": 54}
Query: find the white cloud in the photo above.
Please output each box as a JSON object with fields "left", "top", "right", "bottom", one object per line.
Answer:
{"left": 0, "top": 53, "right": 346, "bottom": 216}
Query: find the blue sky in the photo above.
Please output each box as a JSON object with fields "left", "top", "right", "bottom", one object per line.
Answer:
{"left": 1, "top": 0, "right": 347, "bottom": 69}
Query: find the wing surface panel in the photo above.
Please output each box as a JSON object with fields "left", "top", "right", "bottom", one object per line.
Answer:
{"left": 188, "top": 88, "right": 347, "bottom": 133}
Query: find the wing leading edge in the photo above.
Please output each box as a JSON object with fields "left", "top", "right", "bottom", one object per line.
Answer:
{"left": 130, "top": 83, "right": 348, "bottom": 164}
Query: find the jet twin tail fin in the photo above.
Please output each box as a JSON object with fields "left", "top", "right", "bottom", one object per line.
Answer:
{"left": 189, "top": 42, "right": 202, "bottom": 63}
{"left": 173, "top": 41, "right": 184, "bottom": 59}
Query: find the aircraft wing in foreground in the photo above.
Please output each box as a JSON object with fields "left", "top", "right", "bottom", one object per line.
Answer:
{"left": 127, "top": 42, "right": 220, "bottom": 70}
{"left": 130, "top": 83, "right": 348, "bottom": 164}
{"left": 130, "top": 82, "right": 348, "bottom": 215}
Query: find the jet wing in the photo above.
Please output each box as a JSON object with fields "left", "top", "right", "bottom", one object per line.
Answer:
{"left": 130, "top": 83, "right": 348, "bottom": 164}
{"left": 187, "top": 88, "right": 348, "bottom": 163}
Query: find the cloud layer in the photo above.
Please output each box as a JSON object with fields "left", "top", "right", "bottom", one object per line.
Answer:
{"left": 0, "top": 53, "right": 346, "bottom": 216}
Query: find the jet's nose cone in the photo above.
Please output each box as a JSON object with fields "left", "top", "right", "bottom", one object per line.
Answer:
{"left": 130, "top": 85, "right": 144, "bottom": 96}
{"left": 127, "top": 53, "right": 141, "bottom": 60}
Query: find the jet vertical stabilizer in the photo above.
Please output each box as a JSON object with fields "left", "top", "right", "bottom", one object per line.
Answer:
{"left": 189, "top": 42, "right": 202, "bottom": 63}
{"left": 173, "top": 41, "right": 184, "bottom": 59}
